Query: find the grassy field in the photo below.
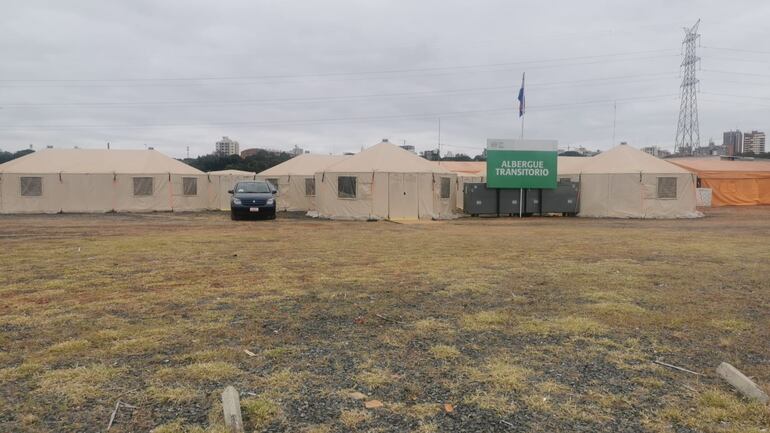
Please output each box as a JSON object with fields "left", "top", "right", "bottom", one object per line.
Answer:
{"left": 1, "top": 207, "right": 769, "bottom": 433}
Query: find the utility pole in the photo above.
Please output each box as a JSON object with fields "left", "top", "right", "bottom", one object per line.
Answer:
{"left": 437, "top": 118, "right": 441, "bottom": 160}
{"left": 675, "top": 19, "right": 701, "bottom": 156}
{"left": 612, "top": 101, "right": 617, "bottom": 146}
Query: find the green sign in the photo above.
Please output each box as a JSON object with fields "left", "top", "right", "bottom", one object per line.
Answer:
{"left": 486, "top": 149, "right": 557, "bottom": 189}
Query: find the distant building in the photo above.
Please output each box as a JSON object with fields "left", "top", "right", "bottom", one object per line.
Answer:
{"left": 240, "top": 148, "right": 259, "bottom": 158}
{"left": 723, "top": 130, "right": 743, "bottom": 156}
{"left": 693, "top": 139, "right": 726, "bottom": 156}
{"left": 400, "top": 144, "right": 416, "bottom": 153}
{"left": 421, "top": 149, "right": 440, "bottom": 161}
{"left": 215, "top": 137, "right": 240, "bottom": 156}
{"left": 641, "top": 146, "right": 667, "bottom": 157}
{"left": 743, "top": 130, "right": 766, "bottom": 154}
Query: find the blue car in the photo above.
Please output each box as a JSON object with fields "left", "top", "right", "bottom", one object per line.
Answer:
{"left": 228, "top": 180, "right": 277, "bottom": 220}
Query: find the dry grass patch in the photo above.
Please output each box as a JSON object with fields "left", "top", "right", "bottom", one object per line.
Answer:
{"left": 468, "top": 357, "right": 532, "bottom": 392}
{"left": 0, "top": 362, "right": 43, "bottom": 381}
{"left": 242, "top": 397, "right": 282, "bottom": 430}
{"left": 412, "top": 422, "right": 439, "bottom": 433}
{"left": 429, "top": 344, "right": 461, "bottom": 360}
{"left": 461, "top": 310, "right": 509, "bottom": 331}
{"left": 38, "top": 364, "right": 124, "bottom": 404}
{"left": 146, "top": 385, "right": 201, "bottom": 404}
{"left": 391, "top": 402, "right": 441, "bottom": 420}
{"left": 463, "top": 390, "right": 516, "bottom": 414}
{"left": 46, "top": 338, "right": 92, "bottom": 356}
{"left": 356, "top": 369, "right": 393, "bottom": 389}
{"left": 339, "top": 408, "right": 371, "bottom": 428}
{"left": 155, "top": 361, "right": 241, "bottom": 383}
{"left": 516, "top": 316, "right": 607, "bottom": 336}
{"left": 413, "top": 318, "right": 452, "bottom": 332}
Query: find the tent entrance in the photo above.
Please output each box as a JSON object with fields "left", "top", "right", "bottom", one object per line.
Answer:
{"left": 388, "top": 173, "right": 418, "bottom": 219}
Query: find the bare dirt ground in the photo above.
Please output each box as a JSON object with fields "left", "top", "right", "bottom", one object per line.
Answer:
{"left": 1, "top": 207, "right": 769, "bottom": 433}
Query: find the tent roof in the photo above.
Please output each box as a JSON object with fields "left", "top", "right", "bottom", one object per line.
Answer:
{"left": 208, "top": 169, "right": 256, "bottom": 176}
{"left": 669, "top": 157, "right": 770, "bottom": 173}
{"left": 556, "top": 156, "right": 590, "bottom": 175}
{"left": 0, "top": 149, "right": 203, "bottom": 175}
{"left": 258, "top": 154, "right": 348, "bottom": 176}
{"left": 577, "top": 145, "right": 690, "bottom": 174}
{"left": 324, "top": 141, "right": 454, "bottom": 174}
{"left": 434, "top": 161, "right": 485, "bottom": 176}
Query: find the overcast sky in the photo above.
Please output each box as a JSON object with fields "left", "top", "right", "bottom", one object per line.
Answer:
{"left": 1, "top": 1, "right": 769, "bottom": 158}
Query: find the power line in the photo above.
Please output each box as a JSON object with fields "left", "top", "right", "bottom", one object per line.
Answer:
{"left": 702, "top": 91, "right": 770, "bottom": 101}
{"left": 0, "top": 94, "right": 677, "bottom": 131}
{"left": 701, "top": 45, "right": 770, "bottom": 56}
{"left": 0, "top": 72, "right": 678, "bottom": 108}
{"left": 0, "top": 48, "right": 678, "bottom": 83}
{"left": 702, "top": 69, "right": 770, "bottom": 79}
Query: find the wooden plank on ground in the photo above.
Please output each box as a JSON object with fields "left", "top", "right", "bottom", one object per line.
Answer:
{"left": 221, "top": 386, "right": 244, "bottom": 433}
{"left": 716, "top": 362, "right": 769, "bottom": 404}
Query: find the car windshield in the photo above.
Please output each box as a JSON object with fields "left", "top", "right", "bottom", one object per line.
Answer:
{"left": 235, "top": 182, "right": 271, "bottom": 193}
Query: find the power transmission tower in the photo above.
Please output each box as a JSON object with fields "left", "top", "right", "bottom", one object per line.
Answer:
{"left": 675, "top": 19, "right": 701, "bottom": 155}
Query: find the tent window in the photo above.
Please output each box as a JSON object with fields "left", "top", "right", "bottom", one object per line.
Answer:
{"left": 657, "top": 177, "right": 677, "bottom": 199}
{"left": 20, "top": 177, "right": 42, "bottom": 197}
{"left": 266, "top": 178, "right": 279, "bottom": 192}
{"left": 182, "top": 177, "right": 197, "bottom": 196}
{"left": 133, "top": 177, "right": 154, "bottom": 196}
{"left": 440, "top": 177, "right": 451, "bottom": 199}
{"left": 338, "top": 176, "right": 356, "bottom": 198}
{"left": 305, "top": 177, "right": 316, "bottom": 196}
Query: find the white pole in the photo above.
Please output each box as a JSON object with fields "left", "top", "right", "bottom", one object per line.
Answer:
{"left": 519, "top": 188, "right": 523, "bottom": 218}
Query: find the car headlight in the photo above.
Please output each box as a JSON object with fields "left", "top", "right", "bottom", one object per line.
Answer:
{"left": 267, "top": 198, "right": 274, "bottom": 205}
{"left": 232, "top": 198, "right": 242, "bottom": 205}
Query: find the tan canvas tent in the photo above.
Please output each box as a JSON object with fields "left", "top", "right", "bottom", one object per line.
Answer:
{"left": 433, "top": 161, "right": 486, "bottom": 210}
{"left": 564, "top": 145, "right": 699, "bottom": 218}
{"left": 315, "top": 141, "right": 458, "bottom": 220}
{"left": 207, "top": 169, "right": 256, "bottom": 211}
{"left": 0, "top": 149, "right": 207, "bottom": 213}
{"left": 256, "top": 154, "right": 348, "bottom": 212}
{"left": 669, "top": 157, "right": 770, "bottom": 207}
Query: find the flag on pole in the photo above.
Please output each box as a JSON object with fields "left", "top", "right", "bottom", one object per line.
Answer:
{"left": 517, "top": 72, "right": 526, "bottom": 117}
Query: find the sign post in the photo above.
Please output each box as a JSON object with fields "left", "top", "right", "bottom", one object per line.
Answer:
{"left": 485, "top": 139, "right": 558, "bottom": 217}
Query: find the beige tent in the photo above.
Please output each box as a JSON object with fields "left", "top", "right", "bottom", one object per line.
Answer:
{"left": 256, "top": 154, "right": 348, "bottom": 212}
{"left": 207, "top": 169, "right": 256, "bottom": 211}
{"left": 0, "top": 149, "right": 208, "bottom": 213}
{"left": 564, "top": 145, "right": 699, "bottom": 218}
{"left": 432, "top": 161, "right": 485, "bottom": 210}
{"left": 315, "top": 141, "right": 458, "bottom": 220}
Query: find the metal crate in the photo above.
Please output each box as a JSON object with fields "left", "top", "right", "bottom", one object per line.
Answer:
{"left": 463, "top": 183, "right": 498, "bottom": 215}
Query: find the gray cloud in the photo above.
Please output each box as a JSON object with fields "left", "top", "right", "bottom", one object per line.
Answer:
{"left": 1, "top": 0, "right": 768, "bottom": 158}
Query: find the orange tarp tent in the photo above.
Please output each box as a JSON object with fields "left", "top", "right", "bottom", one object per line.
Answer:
{"left": 669, "top": 158, "right": 770, "bottom": 207}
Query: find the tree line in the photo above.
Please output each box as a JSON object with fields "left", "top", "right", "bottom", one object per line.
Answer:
{"left": 0, "top": 149, "right": 35, "bottom": 164}
{"left": 181, "top": 149, "right": 294, "bottom": 173}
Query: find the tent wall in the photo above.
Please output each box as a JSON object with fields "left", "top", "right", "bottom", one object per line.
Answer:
{"left": 700, "top": 177, "right": 770, "bottom": 207}
{"left": 209, "top": 173, "right": 256, "bottom": 211}
{"left": 255, "top": 174, "right": 317, "bottom": 212}
{"left": 315, "top": 172, "right": 377, "bottom": 220}
{"left": 0, "top": 173, "right": 63, "bottom": 214}
{"left": 315, "top": 171, "right": 457, "bottom": 220}
{"left": 171, "top": 174, "right": 209, "bottom": 211}
{"left": 578, "top": 172, "right": 698, "bottom": 218}
{"left": 0, "top": 173, "right": 212, "bottom": 214}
